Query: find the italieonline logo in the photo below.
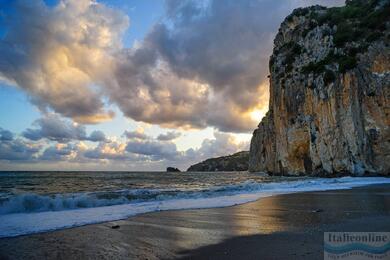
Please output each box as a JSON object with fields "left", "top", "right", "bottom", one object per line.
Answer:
{"left": 324, "top": 232, "right": 390, "bottom": 260}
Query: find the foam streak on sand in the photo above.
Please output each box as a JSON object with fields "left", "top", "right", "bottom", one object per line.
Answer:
{"left": 0, "top": 177, "right": 389, "bottom": 238}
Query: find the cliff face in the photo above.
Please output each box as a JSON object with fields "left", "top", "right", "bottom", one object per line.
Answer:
{"left": 187, "top": 151, "right": 249, "bottom": 172}
{"left": 249, "top": 1, "right": 389, "bottom": 176}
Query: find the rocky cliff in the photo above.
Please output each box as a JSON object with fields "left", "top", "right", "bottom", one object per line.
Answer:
{"left": 249, "top": 0, "right": 389, "bottom": 176}
{"left": 187, "top": 151, "right": 249, "bottom": 172}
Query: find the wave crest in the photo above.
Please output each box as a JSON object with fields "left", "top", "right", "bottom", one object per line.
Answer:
{"left": 0, "top": 177, "right": 387, "bottom": 215}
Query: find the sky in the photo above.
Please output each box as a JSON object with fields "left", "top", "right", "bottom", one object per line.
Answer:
{"left": 0, "top": 0, "right": 344, "bottom": 171}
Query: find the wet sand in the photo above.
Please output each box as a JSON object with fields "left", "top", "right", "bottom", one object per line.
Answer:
{"left": 0, "top": 184, "right": 389, "bottom": 260}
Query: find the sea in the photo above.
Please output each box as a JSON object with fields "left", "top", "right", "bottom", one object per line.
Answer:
{"left": 0, "top": 171, "right": 389, "bottom": 238}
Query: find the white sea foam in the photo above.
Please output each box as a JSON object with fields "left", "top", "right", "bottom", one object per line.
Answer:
{"left": 0, "top": 177, "right": 389, "bottom": 238}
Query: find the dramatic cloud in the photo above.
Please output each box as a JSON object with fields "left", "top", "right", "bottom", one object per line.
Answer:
{"left": 0, "top": 0, "right": 344, "bottom": 133}
{"left": 109, "top": 0, "right": 344, "bottom": 132}
{"left": 109, "top": 0, "right": 276, "bottom": 132}
{"left": 0, "top": 0, "right": 127, "bottom": 123}
{"left": 157, "top": 131, "right": 181, "bottom": 141}
{"left": 22, "top": 114, "right": 107, "bottom": 142}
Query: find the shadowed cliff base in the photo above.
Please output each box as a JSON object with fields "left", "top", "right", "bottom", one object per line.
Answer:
{"left": 249, "top": 0, "right": 390, "bottom": 176}
{"left": 0, "top": 184, "right": 389, "bottom": 260}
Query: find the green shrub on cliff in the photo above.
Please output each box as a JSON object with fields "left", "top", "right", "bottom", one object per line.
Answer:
{"left": 366, "top": 31, "right": 384, "bottom": 42}
{"left": 301, "top": 52, "right": 358, "bottom": 74}
{"left": 323, "top": 70, "right": 336, "bottom": 85}
{"left": 363, "top": 5, "right": 389, "bottom": 30}
{"left": 338, "top": 56, "right": 357, "bottom": 73}
{"left": 282, "top": 42, "right": 302, "bottom": 72}
{"left": 300, "top": 0, "right": 389, "bottom": 75}
{"left": 302, "top": 61, "right": 325, "bottom": 74}
{"left": 310, "top": 0, "right": 389, "bottom": 47}
{"left": 333, "top": 22, "right": 358, "bottom": 47}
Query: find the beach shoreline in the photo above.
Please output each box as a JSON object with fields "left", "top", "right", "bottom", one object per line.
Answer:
{"left": 0, "top": 183, "right": 389, "bottom": 259}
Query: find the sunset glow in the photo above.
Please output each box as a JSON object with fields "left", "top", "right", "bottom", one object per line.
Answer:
{"left": 0, "top": 0, "right": 345, "bottom": 171}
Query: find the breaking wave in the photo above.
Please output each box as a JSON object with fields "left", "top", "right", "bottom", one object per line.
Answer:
{"left": 0, "top": 177, "right": 389, "bottom": 238}
{"left": 1, "top": 177, "right": 389, "bottom": 215}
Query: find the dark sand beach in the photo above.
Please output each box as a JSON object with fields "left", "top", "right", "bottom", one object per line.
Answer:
{"left": 0, "top": 184, "right": 389, "bottom": 260}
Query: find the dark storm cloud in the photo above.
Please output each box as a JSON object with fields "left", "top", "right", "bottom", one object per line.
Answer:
{"left": 22, "top": 114, "right": 107, "bottom": 143}
{"left": 157, "top": 131, "right": 181, "bottom": 141}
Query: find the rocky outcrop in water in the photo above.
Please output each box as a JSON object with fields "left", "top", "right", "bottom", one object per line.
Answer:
{"left": 187, "top": 151, "right": 249, "bottom": 172}
{"left": 249, "top": 0, "right": 389, "bottom": 176}
{"left": 167, "top": 167, "right": 181, "bottom": 172}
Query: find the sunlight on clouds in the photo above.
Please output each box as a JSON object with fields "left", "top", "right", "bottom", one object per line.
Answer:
{"left": 229, "top": 133, "right": 252, "bottom": 146}
{"left": 0, "top": 0, "right": 345, "bottom": 135}
{"left": 1, "top": 0, "right": 273, "bottom": 132}
{"left": 101, "top": 142, "right": 126, "bottom": 154}
{"left": 248, "top": 107, "right": 267, "bottom": 122}
{"left": 56, "top": 143, "right": 67, "bottom": 149}
{"left": 135, "top": 126, "right": 146, "bottom": 134}
{"left": 0, "top": 0, "right": 347, "bottom": 170}
{"left": 174, "top": 127, "right": 215, "bottom": 151}
{"left": 1, "top": 124, "right": 248, "bottom": 170}
{"left": 73, "top": 112, "right": 115, "bottom": 124}
{"left": 246, "top": 81, "right": 270, "bottom": 123}
{"left": 0, "top": 0, "right": 128, "bottom": 124}
{"left": 77, "top": 142, "right": 88, "bottom": 151}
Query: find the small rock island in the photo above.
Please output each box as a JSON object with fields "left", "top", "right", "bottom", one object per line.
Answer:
{"left": 166, "top": 167, "right": 181, "bottom": 172}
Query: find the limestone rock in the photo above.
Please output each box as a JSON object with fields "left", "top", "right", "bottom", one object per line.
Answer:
{"left": 249, "top": 1, "right": 390, "bottom": 176}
